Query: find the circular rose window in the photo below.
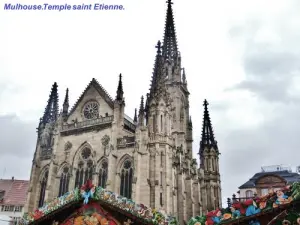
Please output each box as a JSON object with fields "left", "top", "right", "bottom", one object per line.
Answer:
{"left": 83, "top": 102, "right": 99, "bottom": 119}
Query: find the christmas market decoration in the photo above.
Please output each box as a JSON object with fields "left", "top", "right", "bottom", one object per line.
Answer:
{"left": 20, "top": 180, "right": 178, "bottom": 225}
{"left": 188, "top": 182, "right": 300, "bottom": 225}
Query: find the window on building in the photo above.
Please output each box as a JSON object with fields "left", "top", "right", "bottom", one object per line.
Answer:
{"left": 120, "top": 159, "right": 133, "bottom": 198}
{"left": 3, "top": 205, "right": 12, "bottom": 211}
{"left": 74, "top": 148, "right": 94, "bottom": 188}
{"left": 160, "top": 193, "right": 163, "bottom": 206}
{"left": 38, "top": 169, "right": 48, "bottom": 207}
{"left": 246, "top": 190, "right": 254, "bottom": 198}
{"left": 14, "top": 206, "right": 22, "bottom": 212}
{"left": 212, "top": 158, "right": 215, "bottom": 171}
{"left": 98, "top": 160, "right": 108, "bottom": 188}
{"left": 59, "top": 167, "right": 70, "bottom": 197}
{"left": 261, "top": 188, "right": 268, "bottom": 196}
{"left": 0, "top": 190, "right": 4, "bottom": 200}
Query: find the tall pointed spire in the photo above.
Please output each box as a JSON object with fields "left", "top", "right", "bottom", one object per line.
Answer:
{"left": 199, "top": 99, "right": 218, "bottom": 153}
{"left": 149, "top": 41, "right": 164, "bottom": 100}
{"left": 116, "top": 73, "right": 124, "bottom": 101}
{"left": 42, "top": 82, "right": 59, "bottom": 124}
{"left": 62, "top": 88, "right": 69, "bottom": 115}
{"left": 162, "top": 0, "right": 178, "bottom": 59}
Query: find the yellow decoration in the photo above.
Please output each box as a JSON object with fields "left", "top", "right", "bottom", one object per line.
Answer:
{"left": 223, "top": 213, "right": 232, "bottom": 220}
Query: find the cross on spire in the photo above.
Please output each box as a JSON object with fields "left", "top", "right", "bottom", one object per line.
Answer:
{"left": 155, "top": 41, "right": 162, "bottom": 54}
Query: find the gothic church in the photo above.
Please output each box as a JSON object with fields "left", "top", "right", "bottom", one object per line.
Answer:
{"left": 24, "top": 1, "right": 222, "bottom": 223}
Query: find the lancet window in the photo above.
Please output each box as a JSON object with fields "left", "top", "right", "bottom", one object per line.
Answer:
{"left": 58, "top": 167, "right": 70, "bottom": 197}
{"left": 74, "top": 147, "right": 94, "bottom": 188}
{"left": 120, "top": 159, "right": 133, "bottom": 198}
{"left": 98, "top": 160, "right": 108, "bottom": 188}
{"left": 38, "top": 169, "right": 48, "bottom": 207}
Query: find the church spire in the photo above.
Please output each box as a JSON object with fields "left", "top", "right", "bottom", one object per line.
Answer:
{"left": 199, "top": 99, "right": 218, "bottom": 153}
{"left": 162, "top": 0, "right": 178, "bottom": 59}
{"left": 62, "top": 88, "right": 69, "bottom": 116}
{"left": 116, "top": 73, "right": 124, "bottom": 101}
{"left": 41, "top": 82, "right": 59, "bottom": 124}
{"left": 149, "top": 41, "right": 163, "bottom": 100}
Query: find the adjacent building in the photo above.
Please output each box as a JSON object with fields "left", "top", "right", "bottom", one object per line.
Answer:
{"left": 24, "top": 0, "right": 222, "bottom": 223}
{"left": 0, "top": 177, "right": 29, "bottom": 224}
{"left": 238, "top": 165, "right": 300, "bottom": 199}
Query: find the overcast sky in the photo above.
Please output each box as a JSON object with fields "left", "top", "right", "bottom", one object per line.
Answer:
{"left": 1, "top": 0, "right": 300, "bottom": 207}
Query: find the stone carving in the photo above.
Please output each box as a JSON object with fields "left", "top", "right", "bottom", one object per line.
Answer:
{"left": 64, "top": 151, "right": 70, "bottom": 161}
{"left": 64, "top": 141, "right": 72, "bottom": 151}
{"left": 190, "top": 159, "right": 197, "bottom": 176}
{"left": 40, "top": 123, "right": 52, "bottom": 149}
{"left": 102, "top": 135, "right": 112, "bottom": 156}
{"left": 101, "top": 135, "right": 110, "bottom": 147}
{"left": 182, "top": 158, "right": 189, "bottom": 173}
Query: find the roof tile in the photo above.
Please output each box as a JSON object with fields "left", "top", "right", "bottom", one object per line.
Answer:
{"left": 0, "top": 179, "right": 29, "bottom": 206}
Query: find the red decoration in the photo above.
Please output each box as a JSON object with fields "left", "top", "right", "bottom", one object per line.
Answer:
{"left": 33, "top": 209, "right": 44, "bottom": 220}
{"left": 81, "top": 180, "right": 94, "bottom": 192}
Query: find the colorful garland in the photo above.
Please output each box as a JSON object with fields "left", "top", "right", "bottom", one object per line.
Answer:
{"left": 188, "top": 182, "right": 300, "bottom": 225}
{"left": 20, "top": 181, "right": 178, "bottom": 225}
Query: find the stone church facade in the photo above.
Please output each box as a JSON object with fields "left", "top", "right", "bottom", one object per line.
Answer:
{"left": 24, "top": 1, "right": 222, "bottom": 223}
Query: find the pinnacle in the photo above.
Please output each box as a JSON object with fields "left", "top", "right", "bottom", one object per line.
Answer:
{"left": 116, "top": 73, "right": 124, "bottom": 101}
{"left": 139, "top": 96, "right": 144, "bottom": 115}
{"left": 134, "top": 108, "right": 137, "bottom": 123}
{"left": 41, "top": 82, "right": 59, "bottom": 124}
{"left": 199, "top": 99, "right": 218, "bottom": 152}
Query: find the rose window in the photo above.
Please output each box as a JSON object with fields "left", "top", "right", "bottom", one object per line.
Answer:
{"left": 83, "top": 102, "right": 99, "bottom": 119}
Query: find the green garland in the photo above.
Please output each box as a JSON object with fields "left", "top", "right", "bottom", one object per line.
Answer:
{"left": 20, "top": 184, "right": 178, "bottom": 225}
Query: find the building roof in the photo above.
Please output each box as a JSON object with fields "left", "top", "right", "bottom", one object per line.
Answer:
{"left": 0, "top": 178, "right": 29, "bottom": 206}
{"left": 239, "top": 170, "right": 300, "bottom": 189}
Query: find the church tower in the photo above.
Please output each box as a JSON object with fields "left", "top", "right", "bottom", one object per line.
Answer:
{"left": 199, "top": 100, "right": 222, "bottom": 212}
{"left": 143, "top": 0, "right": 205, "bottom": 223}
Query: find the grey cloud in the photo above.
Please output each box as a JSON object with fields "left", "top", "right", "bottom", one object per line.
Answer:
{"left": 217, "top": 100, "right": 300, "bottom": 199}
{"left": 0, "top": 114, "right": 37, "bottom": 157}
{"left": 236, "top": 48, "right": 300, "bottom": 102}
{"left": 228, "top": 10, "right": 300, "bottom": 102}
{"left": 244, "top": 51, "right": 300, "bottom": 77}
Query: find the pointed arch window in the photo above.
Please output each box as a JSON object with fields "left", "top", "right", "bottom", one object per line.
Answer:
{"left": 98, "top": 160, "right": 108, "bottom": 188}
{"left": 120, "top": 159, "right": 133, "bottom": 199}
{"left": 58, "top": 167, "right": 70, "bottom": 197}
{"left": 212, "top": 158, "right": 215, "bottom": 171}
{"left": 74, "top": 147, "right": 94, "bottom": 188}
{"left": 38, "top": 170, "right": 48, "bottom": 207}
